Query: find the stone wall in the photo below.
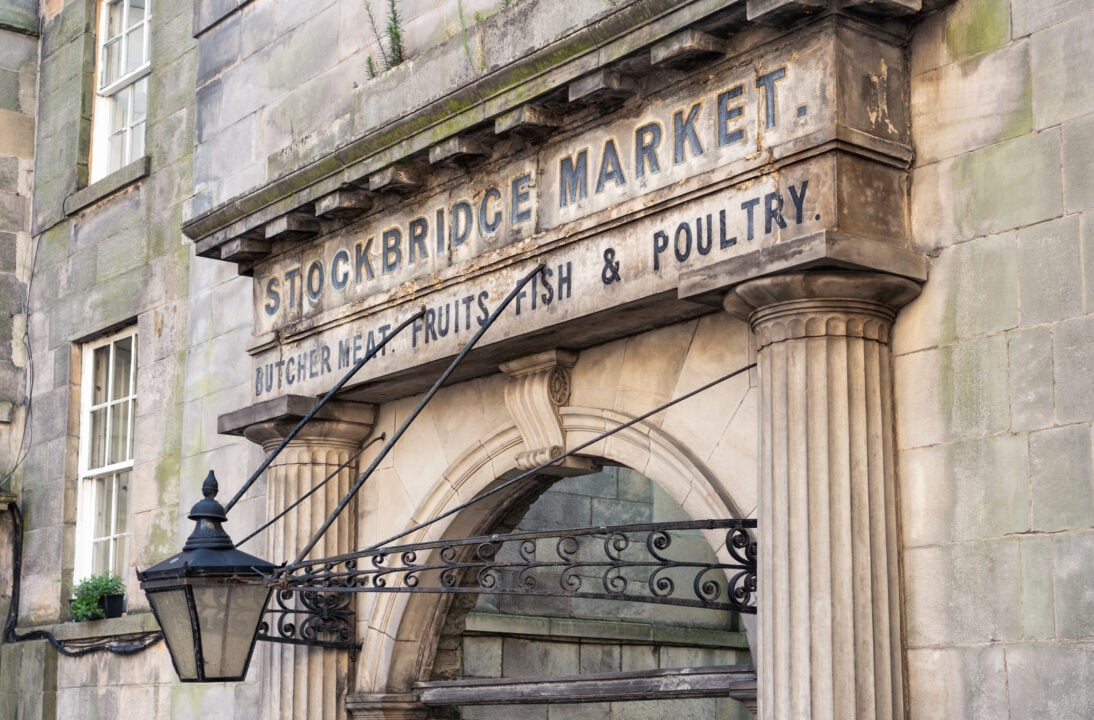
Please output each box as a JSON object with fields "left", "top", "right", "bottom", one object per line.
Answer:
{"left": 187, "top": 0, "right": 625, "bottom": 217}
{"left": 6, "top": 0, "right": 1094, "bottom": 718}
{"left": 2, "top": 0, "right": 266, "bottom": 717}
{"left": 896, "top": 0, "right": 1094, "bottom": 716}
{"left": 0, "top": 6, "right": 38, "bottom": 702}
{"left": 0, "top": 6, "right": 36, "bottom": 488}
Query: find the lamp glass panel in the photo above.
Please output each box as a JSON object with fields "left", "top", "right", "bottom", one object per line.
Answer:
{"left": 193, "top": 582, "right": 270, "bottom": 680}
{"left": 147, "top": 589, "right": 198, "bottom": 680}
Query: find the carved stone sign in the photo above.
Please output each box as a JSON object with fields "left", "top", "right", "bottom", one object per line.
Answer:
{"left": 248, "top": 24, "right": 915, "bottom": 401}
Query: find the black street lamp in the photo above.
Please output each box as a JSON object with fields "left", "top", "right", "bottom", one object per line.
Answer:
{"left": 139, "top": 268, "right": 544, "bottom": 683}
{"left": 138, "top": 471, "right": 275, "bottom": 682}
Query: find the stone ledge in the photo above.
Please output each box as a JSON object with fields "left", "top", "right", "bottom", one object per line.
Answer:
{"left": 192, "top": 0, "right": 250, "bottom": 37}
{"left": 0, "top": 5, "right": 38, "bottom": 36}
{"left": 464, "top": 611, "right": 749, "bottom": 649}
{"left": 38, "top": 609, "right": 160, "bottom": 641}
{"left": 416, "top": 664, "right": 757, "bottom": 706}
{"left": 62, "top": 156, "right": 150, "bottom": 217}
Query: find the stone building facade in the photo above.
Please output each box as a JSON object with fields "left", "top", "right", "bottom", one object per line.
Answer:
{"left": 1, "top": 0, "right": 1093, "bottom": 718}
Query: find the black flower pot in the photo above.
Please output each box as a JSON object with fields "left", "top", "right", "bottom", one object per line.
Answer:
{"left": 100, "top": 594, "right": 126, "bottom": 619}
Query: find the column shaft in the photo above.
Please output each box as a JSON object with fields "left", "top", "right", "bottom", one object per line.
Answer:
{"left": 730, "top": 272, "right": 917, "bottom": 720}
{"left": 234, "top": 401, "right": 374, "bottom": 720}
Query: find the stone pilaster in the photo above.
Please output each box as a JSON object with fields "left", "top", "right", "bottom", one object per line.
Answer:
{"left": 221, "top": 396, "right": 375, "bottom": 720}
{"left": 725, "top": 271, "right": 920, "bottom": 720}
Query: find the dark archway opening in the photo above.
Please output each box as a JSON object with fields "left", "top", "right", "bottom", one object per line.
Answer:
{"left": 421, "top": 464, "right": 755, "bottom": 719}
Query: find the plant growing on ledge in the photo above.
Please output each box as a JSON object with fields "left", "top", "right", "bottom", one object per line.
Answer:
{"left": 365, "top": 0, "right": 405, "bottom": 78}
{"left": 69, "top": 573, "right": 126, "bottom": 621}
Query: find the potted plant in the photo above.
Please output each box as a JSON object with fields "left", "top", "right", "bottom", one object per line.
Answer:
{"left": 69, "top": 573, "right": 126, "bottom": 621}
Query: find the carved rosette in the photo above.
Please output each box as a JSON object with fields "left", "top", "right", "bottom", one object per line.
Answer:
{"left": 499, "top": 349, "right": 588, "bottom": 473}
{"left": 726, "top": 271, "right": 920, "bottom": 720}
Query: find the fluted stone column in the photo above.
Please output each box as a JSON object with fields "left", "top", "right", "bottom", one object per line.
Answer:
{"left": 726, "top": 271, "right": 919, "bottom": 720}
{"left": 228, "top": 398, "right": 375, "bottom": 720}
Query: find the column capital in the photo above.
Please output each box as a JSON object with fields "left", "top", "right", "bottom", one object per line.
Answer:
{"left": 723, "top": 270, "right": 921, "bottom": 348}
{"left": 218, "top": 395, "right": 376, "bottom": 451}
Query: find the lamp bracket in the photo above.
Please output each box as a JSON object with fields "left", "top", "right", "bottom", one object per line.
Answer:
{"left": 257, "top": 589, "right": 359, "bottom": 650}
{"left": 277, "top": 519, "right": 757, "bottom": 614}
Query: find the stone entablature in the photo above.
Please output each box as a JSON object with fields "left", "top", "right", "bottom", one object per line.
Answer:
{"left": 205, "top": 11, "right": 931, "bottom": 406}
{"left": 182, "top": 0, "right": 945, "bottom": 268}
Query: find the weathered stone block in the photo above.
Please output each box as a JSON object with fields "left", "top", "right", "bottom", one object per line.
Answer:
{"left": 903, "top": 540, "right": 1022, "bottom": 646}
{"left": 1054, "top": 315, "right": 1094, "bottom": 423}
{"left": 1085, "top": 215, "right": 1094, "bottom": 313}
{"left": 1020, "top": 536, "right": 1056, "bottom": 640}
{"left": 501, "top": 638, "right": 579, "bottom": 679}
{"left": 910, "top": 0, "right": 1011, "bottom": 75}
{"left": 1017, "top": 216, "right": 1083, "bottom": 325}
{"left": 0, "top": 230, "right": 15, "bottom": 274}
{"left": 579, "top": 643, "right": 621, "bottom": 674}
{"left": 462, "top": 636, "right": 502, "bottom": 678}
{"left": 196, "top": 9, "right": 240, "bottom": 87}
{"left": 1012, "top": 0, "right": 1092, "bottom": 37}
{"left": 894, "top": 334, "right": 1010, "bottom": 449}
{"left": 912, "top": 42, "right": 1031, "bottom": 165}
{"left": 1031, "top": 424, "right": 1094, "bottom": 532}
{"left": 620, "top": 644, "right": 660, "bottom": 675}
{"left": 464, "top": 705, "right": 547, "bottom": 720}
{"left": 1008, "top": 326, "right": 1054, "bottom": 432}
{"left": 95, "top": 224, "right": 150, "bottom": 282}
{"left": 591, "top": 498, "right": 649, "bottom": 526}
{"left": 1032, "top": 10, "right": 1094, "bottom": 129}
{"left": 952, "top": 129, "right": 1063, "bottom": 239}
{"left": 520, "top": 492, "right": 592, "bottom": 531}
{"left": 1054, "top": 531, "right": 1094, "bottom": 639}
{"left": 1064, "top": 114, "right": 1094, "bottom": 213}
{"left": 548, "top": 704, "right": 614, "bottom": 720}
{"left": 193, "top": 0, "right": 242, "bottom": 37}
{"left": 900, "top": 433, "right": 1029, "bottom": 547}
{"left": 906, "top": 645, "right": 1009, "bottom": 720}
{"left": 193, "top": 114, "right": 257, "bottom": 189}
{"left": 1005, "top": 643, "right": 1094, "bottom": 716}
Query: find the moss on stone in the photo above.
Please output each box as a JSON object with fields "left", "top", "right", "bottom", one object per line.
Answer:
{"left": 999, "top": 70, "right": 1033, "bottom": 143}
{"left": 944, "top": 0, "right": 1010, "bottom": 62}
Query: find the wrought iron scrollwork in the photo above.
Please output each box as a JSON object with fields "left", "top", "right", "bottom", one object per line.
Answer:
{"left": 275, "top": 519, "right": 758, "bottom": 613}
{"left": 257, "top": 589, "right": 358, "bottom": 650}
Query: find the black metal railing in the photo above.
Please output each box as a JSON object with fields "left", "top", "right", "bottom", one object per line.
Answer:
{"left": 272, "top": 519, "right": 757, "bottom": 614}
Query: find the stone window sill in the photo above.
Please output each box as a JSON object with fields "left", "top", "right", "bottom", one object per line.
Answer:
{"left": 63, "top": 156, "right": 150, "bottom": 217}
{"left": 41, "top": 609, "right": 160, "bottom": 642}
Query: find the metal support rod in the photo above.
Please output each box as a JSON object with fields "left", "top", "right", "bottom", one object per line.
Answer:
{"left": 279, "top": 361, "right": 756, "bottom": 574}
{"left": 288, "top": 262, "right": 547, "bottom": 566}
{"left": 223, "top": 308, "right": 425, "bottom": 514}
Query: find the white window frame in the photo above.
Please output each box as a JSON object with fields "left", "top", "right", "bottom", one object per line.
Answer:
{"left": 74, "top": 327, "right": 138, "bottom": 581}
{"left": 90, "top": 0, "right": 152, "bottom": 183}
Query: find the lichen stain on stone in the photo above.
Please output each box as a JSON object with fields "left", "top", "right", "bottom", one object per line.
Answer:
{"left": 866, "top": 59, "right": 899, "bottom": 136}
{"left": 943, "top": 0, "right": 1009, "bottom": 61}
{"left": 999, "top": 71, "right": 1033, "bottom": 143}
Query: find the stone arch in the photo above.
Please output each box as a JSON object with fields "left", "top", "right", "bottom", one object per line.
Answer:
{"left": 353, "top": 406, "right": 752, "bottom": 697}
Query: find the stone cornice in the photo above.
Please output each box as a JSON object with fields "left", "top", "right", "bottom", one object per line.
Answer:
{"left": 181, "top": 0, "right": 939, "bottom": 272}
{"left": 217, "top": 394, "right": 376, "bottom": 451}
